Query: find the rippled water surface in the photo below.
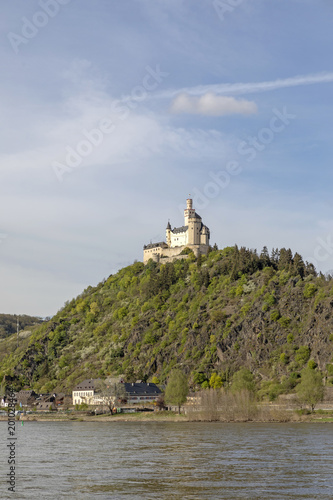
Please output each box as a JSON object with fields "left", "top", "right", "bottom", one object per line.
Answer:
{"left": 1, "top": 421, "right": 333, "bottom": 499}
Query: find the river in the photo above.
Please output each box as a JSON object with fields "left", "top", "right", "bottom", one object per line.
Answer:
{"left": 1, "top": 421, "right": 333, "bottom": 499}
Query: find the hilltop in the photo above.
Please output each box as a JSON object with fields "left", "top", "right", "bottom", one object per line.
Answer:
{"left": 0, "top": 314, "right": 44, "bottom": 340}
{"left": 1, "top": 246, "right": 333, "bottom": 399}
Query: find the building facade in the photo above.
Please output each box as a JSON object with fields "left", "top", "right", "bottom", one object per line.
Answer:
{"left": 124, "top": 382, "right": 162, "bottom": 404}
{"left": 72, "top": 379, "right": 161, "bottom": 406}
{"left": 143, "top": 198, "right": 210, "bottom": 264}
{"left": 72, "top": 379, "right": 100, "bottom": 405}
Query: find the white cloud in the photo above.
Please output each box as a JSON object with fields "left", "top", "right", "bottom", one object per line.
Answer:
{"left": 156, "top": 71, "right": 333, "bottom": 99}
{"left": 170, "top": 92, "right": 257, "bottom": 116}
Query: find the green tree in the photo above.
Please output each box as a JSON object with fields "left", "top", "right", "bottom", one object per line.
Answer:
{"left": 209, "top": 373, "right": 223, "bottom": 389}
{"left": 296, "top": 368, "right": 324, "bottom": 411}
{"left": 164, "top": 369, "right": 189, "bottom": 414}
{"left": 303, "top": 283, "right": 317, "bottom": 299}
{"left": 278, "top": 248, "right": 293, "bottom": 271}
{"left": 260, "top": 246, "right": 271, "bottom": 267}
{"left": 293, "top": 252, "right": 305, "bottom": 278}
{"left": 295, "top": 346, "right": 310, "bottom": 365}
{"left": 231, "top": 369, "right": 256, "bottom": 394}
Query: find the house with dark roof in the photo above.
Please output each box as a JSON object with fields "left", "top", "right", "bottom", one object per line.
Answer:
{"left": 36, "top": 401, "right": 56, "bottom": 411}
{"left": 16, "top": 390, "right": 38, "bottom": 408}
{"left": 124, "top": 382, "right": 162, "bottom": 404}
{"left": 143, "top": 198, "right": 210, "bottom": 264}
{"left": 72, "top": 379, "right": 162, "bottom": 406}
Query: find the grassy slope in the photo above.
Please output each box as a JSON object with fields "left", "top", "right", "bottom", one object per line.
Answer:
{"left": 1, "top": 246, "right": 333, "bottom": 396}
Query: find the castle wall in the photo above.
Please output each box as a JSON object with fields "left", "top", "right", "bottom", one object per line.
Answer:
{"left": 170, "top": 231, "right": 188, "bottom": 248}
{"left": 144, "top": 244, "right": 209, "bottom": 264}
{"left": 187, "top": 243, "right": 209, "bottom": 257}
{"left": 159, "top": 254, "right": 189, "bottom": 264}
{"left": 143, "top": 246, "right": 164, "bottom": 264}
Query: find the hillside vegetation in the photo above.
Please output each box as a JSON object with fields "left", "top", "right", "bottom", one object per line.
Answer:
{"left": 1, "top": 246, "right": 333, "bottom": 400}
{"left": 0, "top": 314, "right": 43, "bottom": 340}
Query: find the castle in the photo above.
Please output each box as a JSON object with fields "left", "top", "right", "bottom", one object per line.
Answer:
{"left": 143, "top": 198, "right": 210, "bottom": 264}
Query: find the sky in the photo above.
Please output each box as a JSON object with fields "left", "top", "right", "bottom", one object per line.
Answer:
{"left": 1, "top": 0, "right": 333, "bottom": 317}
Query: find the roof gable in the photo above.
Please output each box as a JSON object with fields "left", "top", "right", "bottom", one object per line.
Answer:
{"left": 73, "top": 379, "right": 100, "bottom": 391}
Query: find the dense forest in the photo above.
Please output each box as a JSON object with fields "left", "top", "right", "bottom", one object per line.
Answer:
{"left": 1, "top": 245, "right": 332, "bottom": 401}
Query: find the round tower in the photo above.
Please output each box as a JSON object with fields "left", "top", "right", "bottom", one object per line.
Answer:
{"left": 166, "top": 221, "right": 171, "bottom": 247}
{"left": 184, "top": 198, "right": 195, "bottom": 226}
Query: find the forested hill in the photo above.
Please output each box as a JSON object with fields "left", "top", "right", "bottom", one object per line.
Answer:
{"left": 0, "top": 314, "right": 43, "bottom": 340}
{"left": 1, "top": 245, "right": 333, "bottom": 397}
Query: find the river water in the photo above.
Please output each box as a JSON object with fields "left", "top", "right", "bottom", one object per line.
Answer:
{"left": 1, "top": 421, "right": 333, "bottom": 499}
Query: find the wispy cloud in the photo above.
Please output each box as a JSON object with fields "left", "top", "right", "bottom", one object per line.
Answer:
{"left": 155, "top": 71, "right": 333, "bottom": 99}
{"left": 170, "top": 93, "right": 257, "bottom": 116}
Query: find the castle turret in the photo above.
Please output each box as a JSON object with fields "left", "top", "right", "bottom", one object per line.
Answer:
{"left": 200, "top": 225, "right": 210, "bottom": 246}
{"left": 166, "top": 221, "right": 171, "bottom": 247}
{"left": 184, "top": 198, "right": 195, "bottom": 225}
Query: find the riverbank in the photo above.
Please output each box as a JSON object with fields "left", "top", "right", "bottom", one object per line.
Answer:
{"left": 1, "top": 409, "right": 333, "bottom": 423}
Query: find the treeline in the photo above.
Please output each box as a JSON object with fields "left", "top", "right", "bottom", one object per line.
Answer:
{"left": 144, "top": 245, "right": 318, "bottom": 299}
{"left": 213, "top": 245, "right": 316, "bottom": 281}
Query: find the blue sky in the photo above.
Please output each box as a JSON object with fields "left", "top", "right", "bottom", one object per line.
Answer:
{"left": 1, "top": 0, "right": 333, "bottom": 316}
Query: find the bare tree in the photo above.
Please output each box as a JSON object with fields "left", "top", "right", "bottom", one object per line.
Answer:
{"left": 155, "top": 395, "right": 165, "bottom": 411}
{"left": 95, "top": 380, "right": 126, "bottom": 414}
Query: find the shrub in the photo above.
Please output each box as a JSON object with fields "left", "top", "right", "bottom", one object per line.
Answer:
{"left": 279, "top": 271, "right": 290, "bottom": 286}
{"left": 193, "top": 372, "right": 208, "bottom": 386}
{"left": 270, "top": 310, "right": 281, "bottom": 321}
{"left": 143, "top": 331, "right": 157, "bottom": 345}
{"left": 231, "top": 369, "right": 256, "bottom": 393}
{"left": 264, "top": 293, "right": 276, "bottom": 306}
{"left": 268, "top": 383, "right": 283, "bottom": 401}
{"left": 180, "top": 247, "right": 194, "bottom": 255}
{"left": 278, "top": 316, "right": 291, "bottom": 328}
{"left": 117, "top": 291, "right": 126, "bottom": 300}
{"left": 243, "top": 281, "right": 256, "bottom": 294}
{"left": 303, "top": 283, "right": 317, "bottom": 299}
{"left": 141, "top": 302, "right": 150, "bottom": 313}
{"left": 295, "top": 346, "right": 310, "bottom": 365}
{"left": 210, "top": 310, "right": 225, "bottom": 323}
{"left": 282, "top": 372, "right": 300, "bottom": 391}
{"left": 326, "top": 363, "right": 333, "bottom": 376}
{"left": 117, "top": 307, "right": 128, "bottom": 320}
{"left": 233, "top": 341, "right": 240, "bottom": 351}
{"left": 287, "top": 333, "right": 294, "bottom": 344}
{"left": 209, "top": 373, "right": 223, "bottom": 389}
{"left": 280, "top": 353, "right": 289, "bottom": 365}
